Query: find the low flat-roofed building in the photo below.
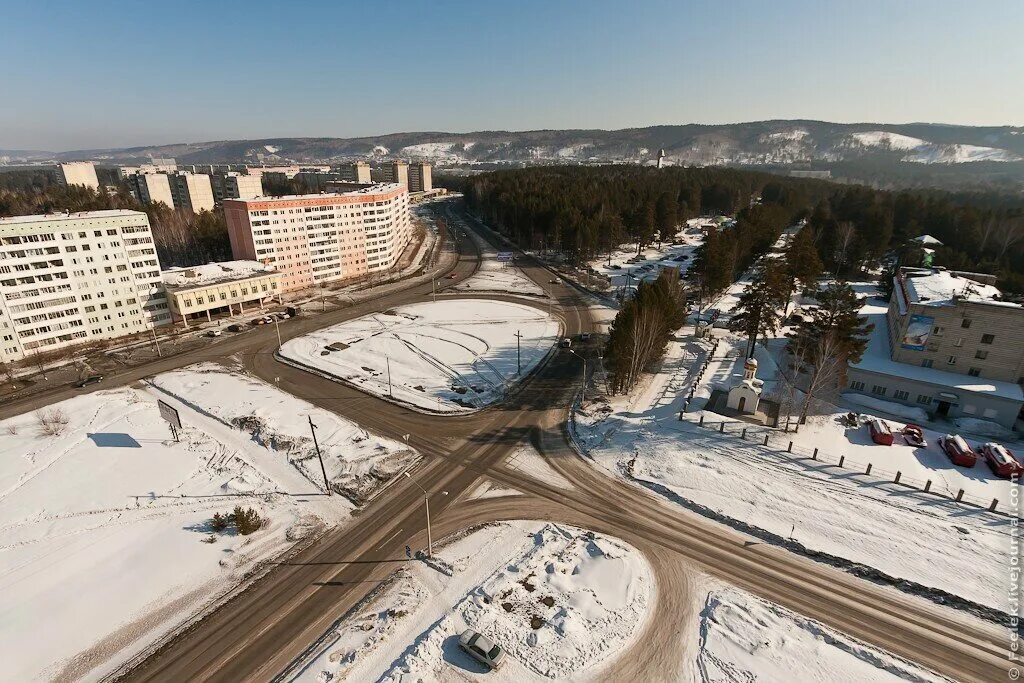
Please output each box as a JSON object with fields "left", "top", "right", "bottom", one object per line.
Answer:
{"left": 162, "top": 260, "right": 280, "bottom": 327}
{"left": 846, "top": 267, "right": 1024, "bottom": 429}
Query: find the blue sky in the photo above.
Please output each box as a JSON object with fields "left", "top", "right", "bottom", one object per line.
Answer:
{"left": 1, "top": 0, "right": 1021, "bottom": 150}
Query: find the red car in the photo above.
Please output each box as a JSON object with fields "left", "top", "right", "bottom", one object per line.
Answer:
{"left": 938, "top": 434, "right": 977, "bottom": 468}
{"left": 867, "top": 418, "right": 894, "bottom": 446}
{"left": 979, "top": 443, "right": 1024, "bottom": 478}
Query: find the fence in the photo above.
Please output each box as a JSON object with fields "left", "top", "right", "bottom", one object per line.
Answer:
{"left": 677, "top": 413, "right": 1013, "bottom": 517}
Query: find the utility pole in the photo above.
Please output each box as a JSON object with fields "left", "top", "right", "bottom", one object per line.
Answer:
{"left": 386, "top": 356, "right": 393, "bottom": 397}
{"left": 514, "top": 330, "right": 522, "bottom": 374}
{"left": 569, "top": 349, "right": 586, "bottom": 403}
{"left": 432, "top": 278, "right": 436, "bottom": 302}
{"left": 307, "top": 416, "right": 331, "bottom": 495}
{"left": 404, "top": 472, "right": 447, "bottom": 559}
{"left": 272, "top": 314, "right": 282, "bottom": 349}
{"left": 151, "top": 327, "right": 162, "bottom": 358}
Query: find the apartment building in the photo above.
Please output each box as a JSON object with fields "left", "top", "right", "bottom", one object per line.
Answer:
{"left": 223, "top": 183, "right": 412, "bottom": 292}
{"left": 408, "top": 162, "right": 432, "bottom": 192}
{"left": 56, "top": 161, "right": 100, "bottom": 190}
{"left": 337, "top": 161, "right": 372, "bottom": 184}
{"left": 162, "top": 260, "right": 280, "bottom": 327}
{"left": 847, "top": 267, "right": 1024, "bottom": 429}
{"left": 0, "top": 210, "right": 170, "bottom": 363}
{"left": 128, "top": 172, "right": 175, "bottom": 208}
{"left": 118, "top": 159, "right": 177, "bottom": 178}
{"left": 168, "top": 172, "right": 215, "bottom": 213}
{"left": 211, "top": 172, "right": 263, "bottom": 203}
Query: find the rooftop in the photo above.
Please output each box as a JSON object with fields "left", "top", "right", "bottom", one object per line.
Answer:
{"left": 162, "top": 260, "right": 277, "bottom": 290}
{"left": 233, "top": 183, "right": 404, "bottom": 203}
{"left": 0, "top": 209, "right": 146, "bottom": 225}
{"left": 898, "top": 267, "right": 1017, "bottom": 308}
{"left": 851, "top": 301, "right": 1024, "bottom": 402}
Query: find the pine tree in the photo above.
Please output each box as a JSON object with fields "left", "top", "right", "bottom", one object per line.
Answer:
{"left": 728, "top": 259, "right": 789, "bottom": 358}
{"left": 782, "top": 226, "right": 824, "bottom": 314}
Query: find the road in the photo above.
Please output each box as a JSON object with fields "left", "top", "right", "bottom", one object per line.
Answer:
{"left": 5, "top": 200, "right": 1009, "bottom": 682}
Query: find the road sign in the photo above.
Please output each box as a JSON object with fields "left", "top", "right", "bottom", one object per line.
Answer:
{"left": 157, "top": 400, "right": 182, "bottom": 431}
{"left": 496, "top": 251, "right": 514, "bottom": 262}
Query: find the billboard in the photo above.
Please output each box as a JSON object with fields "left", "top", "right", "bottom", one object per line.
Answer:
{"left": 157, "top": 400, "right": 182, "bottom": 430}
{"left": 900, "top": 314, "right": 934, "bottom": 351}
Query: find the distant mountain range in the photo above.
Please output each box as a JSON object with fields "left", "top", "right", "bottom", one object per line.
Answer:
{"left": 4, "top": 120, "right": 1024, "bottom": 182}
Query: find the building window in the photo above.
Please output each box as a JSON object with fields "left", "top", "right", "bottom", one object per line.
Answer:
{"left": 893, "top": 390, "right": 910, "bottom": 401}
{"left": 946, "top": 356, "right": 956, "bottom": 365}
{"left": 968, "top": 368, "right": 981, "bottom": 377}
{"left": 916, "top": 394, "right": 933, "bottom": 405}
{"left": 850, "top": 381, "right": 865, "bottom": 391}
{"left": 983, "top": 408, "right": 998, "bottom": 419}
{"left": 932, "top": 326, "right": 944, "bottom": 336}
{"left": 962, "top": 404, "right": 977, "bottom": 415}
{"left": 975, "top": 350, "right": 988, "bottom": 360}
{"left": 953, "top": 338, "right": 963, "bottom": 348}
{"left": 921, "top": 359, "right": 933, "bottom": 368}
{"left": 871, "top": 385, "right": 886, "bottom": 396}
{"left": 981, "top": 334, "right": 995, "bottom": 344}
{"left": 961, "top": 319, "right": 972, "bottom": 329}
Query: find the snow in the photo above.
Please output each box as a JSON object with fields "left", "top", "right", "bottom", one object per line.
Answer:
{"left": 953, "top": 417, "right": 1016, "bottom": 440}
{"left": 453, "top": 223, "right": 545, "bottom": 296}
{"left": 399, "top": 142, "right": 468, "bottom": 164}
{"left": 150, "top": 363, "right": 419, "bottom": 500}
{"left": 906, "top": 143, "right": 1020, "bottom": 164}
{"left": 851, "top": 301, "right": 1024, "bottom": 401}
{"left": 698, "top": 586, "right": 948, "bottom": 682}
{"left": 850, "top": 131, "right": 926, "bottom": 151}
{"left": 574, "top": 333, "right": 1019, "bottom": 615}
{"left": 0, "top": 379, "right": 368, "bottom": 681}
{"left": 843, "top": 393, "right": 929, "bottom": 422}
{"left": 504, "top": 443, "right": 576, "bottom": 490}
{"left": 161, "top": 260, "right": 276, "bottom": 289}
{"left": 588, "top": 228, "right": 703, "bottom": 297}
{"left": 293, "top": 522, "right": 652, "bottom": 682}
{"left": 902, "top": 269, "right": 1008, "bottom": 306}
{"left": 763, "top": 129, "right": 810, "bottom": 142}
{"left": 279, "top": 299, "right": 560, "bottom": 413}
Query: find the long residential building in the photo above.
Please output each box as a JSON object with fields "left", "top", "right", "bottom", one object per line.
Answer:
{"left": 56, "top": 161, "right": 100, "bottom": 190}
{"left": 211, "top": 172, "right": 263, "bottom": 202}
{"left": 223, "top": 183, "right": 412, "bottom": 292}
{"left": 128, "top": 172, "right": 175, "bottom": 208}
{"left": 0, "top": 210, "right": 170, "bottom": 363}
{"left": 168, "top": 172, "right": 215, "bottom": 212}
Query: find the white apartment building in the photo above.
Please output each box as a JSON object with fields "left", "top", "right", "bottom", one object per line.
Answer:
{"left": 211, "top": 172, "right": 263, "bottom": 202}
{"left": 129, "top": 172, "right": 175, "bottom": 208}
{"left": 168, "top": 172, "right": 215, "bottom": 213}
{"left": 57, "top": 162, "right": 100, "bottom": 190}
{"left": 224, "top": 183, "right": 412, "bottom": 292}
{"left": 118, "top": 159, "right": 177, "bottom": 178}
{"left": 0, "top": 210, "right": 170, "bottom": 363}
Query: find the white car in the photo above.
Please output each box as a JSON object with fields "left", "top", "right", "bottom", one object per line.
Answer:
{"left": 458, "top": 629, "right": 506, "bottom": 670}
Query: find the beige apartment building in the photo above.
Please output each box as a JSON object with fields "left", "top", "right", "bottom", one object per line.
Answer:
{"left": 118, "top": 159, "right": 177, "bottom": 178}
{"left": 211, "top": 172, "right": 263, "bottom": 203}
{"left": 56, "top": 162, "right": 100, "bottom": 190}
{"left": 848, "top": 267, "right": 1024, "bottom": 429}
{"left": 408, "top": 162, "right": 432, "bottom": 192}
{"left": 128, "top": 172, "right": 175, "bottom": 208}
{"left": 0, "top": 210, "right": 170, "bottom": 363}
{"left": 223, "top": 183, "right": 412, "bottom": 292}
{"left": 168, "top": 172, "right": 215, "bottom": 213}
{"left": 162, "top": 260, "right": 280, "bottom": 327}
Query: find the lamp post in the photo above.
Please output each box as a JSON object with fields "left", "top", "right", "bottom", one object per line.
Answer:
{"left": 404, "top": 472, "right": 447, "bottom": 558}
{"left": 568, "top": 349, "right": 586, "bottom": 403}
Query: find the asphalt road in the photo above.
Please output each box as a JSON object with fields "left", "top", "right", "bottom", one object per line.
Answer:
{"left": 7, "top": 200, "right": 1010, "bottom": 682}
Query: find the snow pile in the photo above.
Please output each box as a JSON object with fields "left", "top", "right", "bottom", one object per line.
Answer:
{"left": 843, "top": 392, "right": 929, "bottom": 422}
{"left": 296, "top": 522, "right": 651, "bottom": 682}
{"left": 698, "top": 587, "right": 947, "bottom": 682}
{"left": 151, "top": 364, "right": 418, "bottom": 501}
{"left": 161, "top": 260, "right": 275, "bottom": 289}
{"left": 954, "top": 417, "right": 1017, "bottom": 440}
{"left": 0, "top": 386, "right": 347, "bottom": 681}
{"left": 279, "top": 300, "right": 559, "bottom": 413}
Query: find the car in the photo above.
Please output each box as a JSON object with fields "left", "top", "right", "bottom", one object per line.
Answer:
{"left": 580, "top": 332, "right": 592, "bottom": 341}
{"left": 446, "top": 273, "right": 458, "bottom": 279}
{"left": 76, "top": 374, "right": 103, "bottom": 388}
{"left": 609, "top": 264, "right": 622, "bottom": 270}
{"left": 937, "top": 434, "right": 977, "bottom": 468}
{"left": 560, "top": 338, "right": 572, "bottom": 349}
{"left": 867, "top": 418, "right": 894, "bottom": 445}
{"left": 458, "top": 629, "right": 506, "bottom": 670}
{"left": 205, "top": 329, "right": 222, "bottom": 337}
{"left": 227, "top": 323, "right": 244, "bottom": 333}
{"left": 901, "top": 424, "right": 927, "bottom": 448}
{"left": 979, "top": 442, "right": 1024, "bottom": 478}
{"left": 549, "top": 278, "right": 560, "bottom": 284}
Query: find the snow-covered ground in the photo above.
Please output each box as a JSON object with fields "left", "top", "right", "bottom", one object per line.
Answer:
{"left": 574, "top": 334, "right": 1019, "bottom": 616}
{"left": 453, "top": 221, "right": 545, "bottom": 296}
{"left": 291, "top": 522, "right": 652, "bottom": 682}
{"left": 697, "top": 585, "right": 948, "bottom": 682}
{"left": 279, "top": 300, "right": 560, "bottom": 413}
{"left": 588, "top": 220, "right": 704, "bottom": 298}
{"left": 150, "top": 363, "right": 418, "bottom": 501}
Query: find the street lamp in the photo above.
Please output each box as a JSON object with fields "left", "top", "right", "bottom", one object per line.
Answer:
{"left": 568, "top": 348, "right": 586, "bottom": 403}
{"left": 404, "top": 472, "right": 447, "bottom": 559}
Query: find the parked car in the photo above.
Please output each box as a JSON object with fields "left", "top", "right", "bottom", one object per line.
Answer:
{"left": 979, "top": 442, "right": 1024, "bottom": 478}
{"left": 867, "top": 418, "right": 894, "bottom": 445}
{"left": 549, "top": 278, "right": 560, "bottom": 284}
{"left": 458, "top": 629, "right": 506, "bottom": 670}
{"left": 227, "top": 323, "right": 244, "bottom": 333}
{"left": 937, "top": 434, "right": 977, "bottom": 468}
{"left": 76, "top": 374, "right": 103, "bottom": 388}
{"left": 580, "top": 332, "right": 592, "bottom": 342}
{"left": 901, "top": 424, "right": 927, "bottom": 448}
{"left": 205, "top": 329, "right": 222, "bottom": 337}
{"left": 609, "top": 264, "right": 622, "bottom": 270}
{"left": 560, "top": 338, "right": 572, "bottom": 349}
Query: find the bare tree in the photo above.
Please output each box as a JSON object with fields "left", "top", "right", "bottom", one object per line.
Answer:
{"left": 995, "top": 216, "right": 1024, "bottom": 260}
{"left": 834, "top": 222, "right": 857, "bottom": 273}
{"left": 36, "top": 408, "right": 70, "bottom": 436}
